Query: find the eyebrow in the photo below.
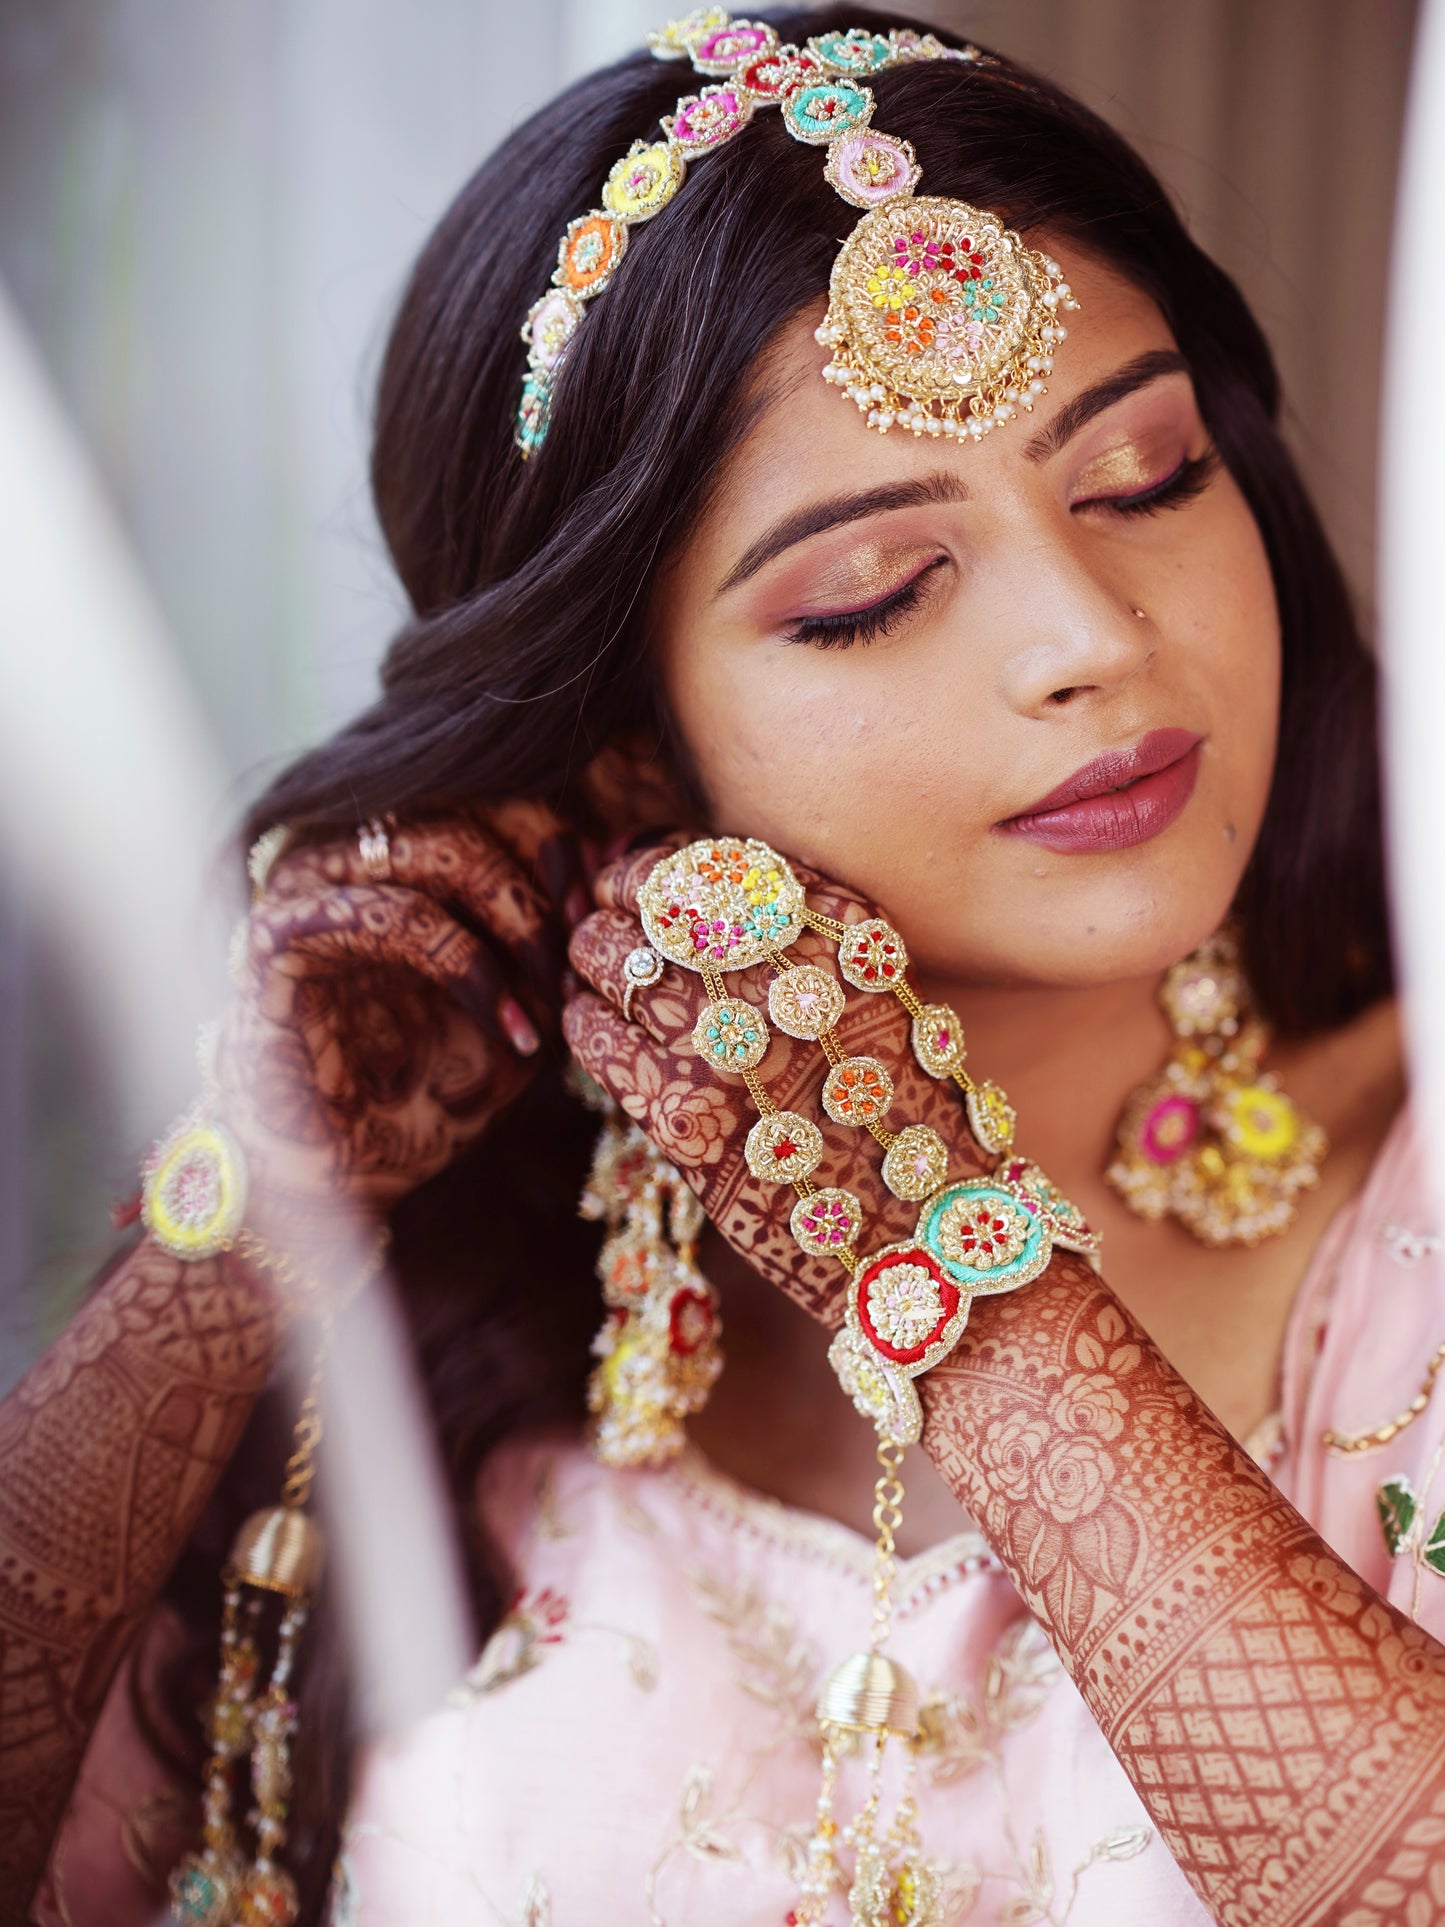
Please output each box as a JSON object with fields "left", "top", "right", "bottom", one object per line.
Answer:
{"left": 715, "top": 473, "right": 971, "bottom": 595}
{"left": 1022, "top": 348, "right": 1190, "bottom": 462}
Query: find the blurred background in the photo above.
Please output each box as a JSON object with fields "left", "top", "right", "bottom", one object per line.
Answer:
{"left": 0, "top": 0, "right": 1421, "bottom": 1375}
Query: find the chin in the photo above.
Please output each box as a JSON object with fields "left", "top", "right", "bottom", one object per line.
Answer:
{"left": 905, "top": 852, "right": 1247, "bottom": 992}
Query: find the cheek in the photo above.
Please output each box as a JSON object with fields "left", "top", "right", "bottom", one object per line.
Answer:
{"left": 669, "top": 642, "right": 994, "bottom": 872}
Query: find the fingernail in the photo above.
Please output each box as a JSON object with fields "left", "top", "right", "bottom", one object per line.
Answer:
{"left": 498, "top": 993, "right": 541, "bottom": 1056}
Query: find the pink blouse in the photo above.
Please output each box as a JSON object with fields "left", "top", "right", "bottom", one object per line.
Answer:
{"left": 38, "top": 1110, "right": 1445, "bottom": 1927}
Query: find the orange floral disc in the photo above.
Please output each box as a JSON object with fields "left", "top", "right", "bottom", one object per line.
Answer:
{"left": 821, "top": 1055, "right": 895, "bottom": 1128}
{"left": 554, "top": 212, "right": 628, "bottom": 298}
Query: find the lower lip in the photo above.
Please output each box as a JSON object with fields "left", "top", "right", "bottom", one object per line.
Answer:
{"left": 997, "top": 743, "right": 1202, "bottom": 853}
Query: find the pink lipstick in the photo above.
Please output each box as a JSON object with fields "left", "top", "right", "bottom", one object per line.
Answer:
{"left": 997, "top": 728, "right": 1203, "bottom": 853}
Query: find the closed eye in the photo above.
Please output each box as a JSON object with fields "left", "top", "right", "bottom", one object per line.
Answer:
{"left": 1078, "top": 447, "right": 1221, "bottom": 518}
{"left": 783, "top": 556, "right": 948, "bottom": 650}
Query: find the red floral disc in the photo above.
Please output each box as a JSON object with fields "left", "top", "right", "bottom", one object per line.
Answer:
{"left": 668, "top": 1286, "right": 715, "bottom": 1355}
{"left": 837, "top": 918, "right": 909, "bottom": 991}
{"left": 851, "top": 1242, "right": 963, "bottom": 1370}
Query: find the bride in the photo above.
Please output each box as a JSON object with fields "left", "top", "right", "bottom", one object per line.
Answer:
{"left": 6, "top": 9, "right": 1434, "bottom": 1924}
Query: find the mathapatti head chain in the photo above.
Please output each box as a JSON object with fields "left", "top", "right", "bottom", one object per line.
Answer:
{"left": 616, "top": 833, "right": 1098, "bottom": 1924}
{"left": 515, "top": 11, "right": 1078, "bottom": 456}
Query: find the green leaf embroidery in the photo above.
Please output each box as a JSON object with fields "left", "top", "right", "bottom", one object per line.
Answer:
{"left": 1424, "top": 1510, "right": 1445, "bottom": 1576}
{"left": 1377, "top": 1475, "right": 1419, "bottom": 1556}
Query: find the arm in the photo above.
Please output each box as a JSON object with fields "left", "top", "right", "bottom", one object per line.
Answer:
{"left": 0, "top": 1241, "right": 279, "bottom": 1921}
{"left": 1, "top": 805, "right": 580, "bottom": 1919}
{"left": 925, "top": 1259, "right": 1445, "bottom": 1926}
{"left": 566, "top": 843, "right": 1445, "bottom": 1925}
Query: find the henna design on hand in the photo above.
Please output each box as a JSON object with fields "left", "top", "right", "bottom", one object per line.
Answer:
{"left": 0, "top": 805, "right": 584, "bottom": 1914}
{"left": 926, "top": 1265, "right": 1445, "bottom": 1922}
{"left": 225, "top": 805, "right": 581, "bottom": 1211}
{"left": 564, "top": 843, "right": 993, "bottom": 1322}
{"left": 0, "top": 1242, "right": 279, "bottom": 1920}
{"left": 567, "top": 837, "right": 1445, "bottom": 1919}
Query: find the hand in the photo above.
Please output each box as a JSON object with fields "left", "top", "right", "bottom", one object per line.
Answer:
{"left": 563, "top": 838, "right": 993, "bottom": 1322}
{"left": 218, "top": 803, "right": 584, "bottom": 1214}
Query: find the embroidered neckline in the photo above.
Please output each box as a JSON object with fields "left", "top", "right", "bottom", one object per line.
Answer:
{"left": 661, "top": 1442, "right": 999, "bottom": 1615}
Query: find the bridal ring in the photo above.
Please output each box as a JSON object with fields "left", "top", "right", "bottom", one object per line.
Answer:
{"left": 622, "top": 944, "right": 666, "bottom": 1020}
{"left": 357, "top": 818, "right": 392, "bottom": 881}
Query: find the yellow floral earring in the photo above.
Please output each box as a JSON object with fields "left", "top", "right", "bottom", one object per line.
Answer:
{"left": 1107, "top": 928, "right": 1327, "bottom": 1245}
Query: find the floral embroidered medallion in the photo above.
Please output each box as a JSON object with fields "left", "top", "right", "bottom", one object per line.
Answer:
{"left": 881, "top": 1123, "right": 950, "bottom": 1202}
{"left": 837, "top": 917, "right": 909, "bottom": 990}
{"left": 823, "top": 130, "right": 921, "bottom": 210}
{"left": 849, "top": 1242, "right": 965, "bottom": 1371}
{"left": 521, "top": 289, "right": 583, "bottom": 372}
{"left": 817, "top": 198, "right": 1072, "bottom": 440}
{"left": 1136, "top": 1091, "right": 1199, "bottom": 1165}
{"left": 692, "top": 997, "right": 769, "bottom": 1071}
{"left": 664, "top": 84, "right": 753, "bottom": 153}
{"left": 910, "top": 1002, "right": 966, "bottom": 1079}
{"left": 767, "top": 963, "right": 846, "bottom": 1039}
{"left": 691, "top": 18, "right": 778, "bottom": 73}
{"left": 827, "top": 1324, "right": 923, "bottom": 1445}
{"left": 810, "top": 28, "right": 893, "bottom": 74}
{"left": 1220, "top": 1083, "right": 1301, "bottom": 1161}
{"left": 790, "top": 1186, "right": 863, "bottom": 1256}
{"left": 966, "top": 1078, "right": 1017, "bottom": 1155}
{"left": 744, "top": 1109, "right": 825, "bottom": 1184}
{"left": 822, "top": 1055, "right": 895, "bottom": 1127}
{"left": 602, "top": 140, "right": 687, "bottom": 222}
{"left": 919, "top": 1179, "right": 1053, "bottom": 1294}
{"left": 639, "top": 836, "right": 805, "bottom": 972}
{"left": 736, "top": 45, "right": 823, "bottom": 98}
{"left": 554, "top": 212, "right": 628, "bottom": 296}
{"left": 782, "top": 77, "right": 874, "bottom": 144}
{"left": 515, "top": 370, "right": 553, "bottom": 457}
{"left": 1000, "top": 1157, "right": 1102, "bottom": 1260}
{"left": 142, "top": 1114, "right": 248, "bottom": 1260}
{"left": 646, "top": 6, "right": 730, "bottom": 59}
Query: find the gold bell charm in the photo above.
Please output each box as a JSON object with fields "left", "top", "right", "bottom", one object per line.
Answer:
{"left": 170, "top": 1346, "right": 328, "bottom": 1927}
{"left": 791, "top": 1442, "right": 943, "bottom": 1927}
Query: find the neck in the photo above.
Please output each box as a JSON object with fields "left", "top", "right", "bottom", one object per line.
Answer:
{"left": 916, "top": 968, "right": 1173, "bottom": 1199}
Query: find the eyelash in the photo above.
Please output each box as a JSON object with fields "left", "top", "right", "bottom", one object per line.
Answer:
{"left": 783, "top": 448, "right": 1220, "bottom": 651}
{"left": 783, "top": 558, "right": 945, "bottom": 651}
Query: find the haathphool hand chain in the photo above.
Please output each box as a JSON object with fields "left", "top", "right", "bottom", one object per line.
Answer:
{"left": 636, "top": 835, "right": 1099, "bottom": 1926}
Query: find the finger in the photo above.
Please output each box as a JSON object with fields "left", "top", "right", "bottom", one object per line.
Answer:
{"left": 271, "top": 819, "right": 566, "bottom": 997}
{"left": 567, "top": 908, "right": 701, "bottom": 1045}
{"left": 562, "top": 991, "right": 727, "bottom": 1180}
{"left": 591, "top": 832, "right": 690, "bottom": 916}
{"left": 246, "top": 884, "right": 510, "bottom": 1040}
{"left": 563, "top": 991, "right": 842, "bottom": 1323}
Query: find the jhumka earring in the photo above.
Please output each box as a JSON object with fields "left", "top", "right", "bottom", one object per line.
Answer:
{"left": 1107, "top": 927, "right": 1327, "bottom": 1246}
{"left": 634, "top": 836, "right": 1096, "bottom": 1926}
{"left": 515, "top": 12, "right": 1077, "bottom": 456}
{"left": 577, "top": 1074, "right": 723, "bottom": 1467}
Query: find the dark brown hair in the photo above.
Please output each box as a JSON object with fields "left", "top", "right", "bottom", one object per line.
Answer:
{"left": 146, "top": 10, "right": 1392, "bottom": 1918}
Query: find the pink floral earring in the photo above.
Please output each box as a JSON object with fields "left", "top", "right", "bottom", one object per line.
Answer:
{"left": 1107, "top": 928, "right": 1327, "bottom": 1245}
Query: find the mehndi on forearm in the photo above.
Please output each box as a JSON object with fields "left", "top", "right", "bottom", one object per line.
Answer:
{"left": 923, "top": 1252, "right": 1445, "bottom": 1925}
{"left": 0, "top": 1237, "right": 280, "bottom": 1922}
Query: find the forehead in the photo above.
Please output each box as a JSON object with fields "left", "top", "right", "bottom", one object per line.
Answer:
{"left": 698, "top": 251, "right": 1178, "bottom": 542}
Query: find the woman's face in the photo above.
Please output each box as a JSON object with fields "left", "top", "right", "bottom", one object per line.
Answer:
{"left": 652, "top": 250, "right": 1280, "bottom": 990}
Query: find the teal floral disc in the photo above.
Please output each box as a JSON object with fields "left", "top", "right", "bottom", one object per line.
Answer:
{"left": 782, "top": 79, "right": 874, "bottom": 146}
{"left": 691, "top": 996, "right": 769, "bottom": 1073}
{"left": 810, "top": 28, "right": 892, "bottom": 74}
{"left": 917, "top": 1179, "right": 1053, "bottom": 1296}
